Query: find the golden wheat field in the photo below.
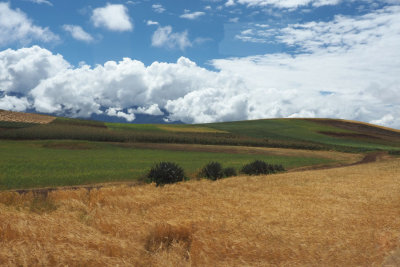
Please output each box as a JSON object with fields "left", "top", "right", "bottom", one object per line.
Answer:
{"left": 1, "top": 158, "right": 400, "bottom": 266}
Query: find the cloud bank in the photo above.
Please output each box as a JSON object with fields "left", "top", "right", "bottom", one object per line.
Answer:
{"left": 228, "top": 0, "right": 341, "bottom": 9}
{"left": 0, "top": 2, "right": 58, "bottom": 47}
{"left": 0, "top": 6, "right": 400, "bottom": 128}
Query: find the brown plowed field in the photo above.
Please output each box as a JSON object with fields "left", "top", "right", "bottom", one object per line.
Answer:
{"left": 0, "top": 109, "right": 55, "bottom": 124}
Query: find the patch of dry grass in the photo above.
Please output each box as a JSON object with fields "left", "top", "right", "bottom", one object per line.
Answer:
{"left": 0, "top": 110, "right": 55, "bottom": 124}
{"left": 1, "top": 159, "right": 400, "bottom": 266}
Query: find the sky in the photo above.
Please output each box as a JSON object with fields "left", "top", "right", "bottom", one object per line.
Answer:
{"left": 0, "top": 0, "right": 400, "bottom": 128}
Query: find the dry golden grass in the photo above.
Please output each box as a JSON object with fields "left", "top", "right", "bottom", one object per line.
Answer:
{"left": 0, "top": 110, "right": 55, "bottom": 124}
{"left": 1, "top": 159, "right": 400, "bottom": 266}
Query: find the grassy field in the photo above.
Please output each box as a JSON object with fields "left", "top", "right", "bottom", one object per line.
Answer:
{"left": 0, "top": 140, "right": 334, "bottom": 190}
{"left": 205, "top": 118, "right": 400, "bottom": 150}
{"left": 1, "top": 158, "right": 399, "bottom": 266}
{"left": 1, "top": 112, "right": 400, "bottom": 153}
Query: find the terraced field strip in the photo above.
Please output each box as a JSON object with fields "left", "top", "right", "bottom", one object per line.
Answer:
{"left": 123, "top": 142, "right": 363, "bottom": 164}
{"left": 0, "top": 109, "right": 55, "bottom": 124}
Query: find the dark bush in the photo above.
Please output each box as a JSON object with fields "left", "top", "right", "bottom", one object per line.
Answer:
{"left": 241, "top": 160, "right": 285, "bottom": 175}
{"left": 223, "top": 167, "right": 237, "bottom": 177}
{"left": 147, "top": 162, "right": 186, "bottom": 186}
{"left": 241, "top": 160, "right": 269, "bottom": 175}
{"left": 200, "top": 162, "right": 224, "bottom": 180}
{"left": 389, "top": 150, "right": 400, "bottom": 156}
{"left": 273, "top": 164, "right": 285, "bottom": 172}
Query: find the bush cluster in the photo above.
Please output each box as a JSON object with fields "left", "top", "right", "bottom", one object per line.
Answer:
{"left": 241, "top": 160, "right": 285, "bottom": 175}
{"left": 200, "top": 162, "right": 237, "bottom": 180}
{"left": 147, "top": 162, "right": 186, "bottom": 186}
{"left": 222, "top": 167, "right": 237, "bottom": 177}
{"left": 145, "top": 160, "right": 285, "bottom": 186}
{"left": 389, "top": 150, "right": 400, "bottom": 156}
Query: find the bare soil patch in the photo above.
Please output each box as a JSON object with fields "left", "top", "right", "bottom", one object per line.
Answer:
{"left": 0, "top": 109, "right": 55, "bottom": 124}
{"left": 318, "top": 130, "right": 380, "bottom": 139}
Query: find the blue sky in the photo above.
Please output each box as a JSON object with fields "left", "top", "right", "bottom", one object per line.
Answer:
{"left": 1, "top": 0, "right": 400, "bottom": 128}
{"left": 8, "top": 0, "right": 390, "bottom": 66}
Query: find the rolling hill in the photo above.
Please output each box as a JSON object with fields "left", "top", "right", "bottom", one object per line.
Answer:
{"left": 0, "top": 109, "right": 399, "bottom": 190}
{"left": 1, "top": 109, "right": 400, "bottom": 153}
{"left": 1, "top": 110, "right": 400, "bottom": 265}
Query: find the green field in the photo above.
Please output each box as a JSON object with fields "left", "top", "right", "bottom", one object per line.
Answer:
{"left": 2, "top": 116, "right": 400, "bottom": 153}
{"left": 2, "top": 112, "right": 400, "bottom": 190}
{"left": 205, "top": 119, "right": 400, "bottom": 151}
{"left": 0, "top": 140, "right": 333, "bottom": 190}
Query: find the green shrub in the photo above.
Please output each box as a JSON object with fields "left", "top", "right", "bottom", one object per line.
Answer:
{"left": 147, "top": 162, "right": 186, "bottom": 186}
{"left": 200, "top": 162, "right": 224, "bottom": 180}
{"left": 223, "top": 167, "right": 237, "bottom": 177}
{"left": 241, "top": 160, "right": 285, "bottom": 175}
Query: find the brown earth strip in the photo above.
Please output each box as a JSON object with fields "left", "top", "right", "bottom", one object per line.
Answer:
{"left": 318, "top": 130, "right": 381, "bottom": 139}
{"left": 309, "top": 118, "right": 400, "bottom": 142}
{"left": 114, "top": 142, "right": 362, "bottom": 162}
{"left": 0, "top": 109, "right": 55, "bottom": 124}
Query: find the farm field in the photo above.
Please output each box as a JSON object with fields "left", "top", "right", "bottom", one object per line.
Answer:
{"left": 205, "top": 118, "right": 400, "bottom": 151}
{"left": 1, "top": 110, "right": 400, "bottom": 266}
{"left": 1, "top": 110, "right": 400, "bottom": 190}
{"left": 1, "top": 110, "right": 400, "bottom": 154}
{"left": 0, "top": 140, "right": 338, "bottom": 190}
{"left": 1, "top": 158, "right": 399, "bottom": 266}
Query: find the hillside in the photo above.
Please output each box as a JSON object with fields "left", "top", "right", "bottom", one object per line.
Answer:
{"left": 1, "top": 111, "right": 399, "bottom": 265}
{"left": 0, "top": 110, "right": 399, "bottom": 190}
{"left": 1, "top": 110, "right": 400, "bottom": 153}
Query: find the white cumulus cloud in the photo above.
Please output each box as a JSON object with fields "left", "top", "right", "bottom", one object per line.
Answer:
{"left": 63, "top": 25, "right": 94, "bottom": 43}
{"left": 0, "top": 46, "right": 70, "bottom": 94}
{"left": 0, "top": 95, "right": 30, "bottom": 112}
{"left": 147, "top": 20, "right": 159, "bottom": 26}
{"left": 151, "top": 26, "right": 191, "bottom": 50}
{"left": 152, "top": 4, "right": 165, "bottom": 13}
{"left": 106, "top": 107, "right": 135, "bottom": 121}
{"left": 180, "top": 11, "right": 206, "bottom": 20}
{"left": 1, "top": 6, "right": 400, "bottom": 127}
{"left": 129, "top": 104, "right": 164, "bottom": 116}
{"left": 235, "top": 0, "right": 341, "bottom": 9}
{"left": 0, "top": 2, "right": 59, "bottom": 47}
{"left": 27, "top": 0, "right": 52, "bottom": 6}
{"left": 91, "top": 4, "right": 133, "bottom": 32}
